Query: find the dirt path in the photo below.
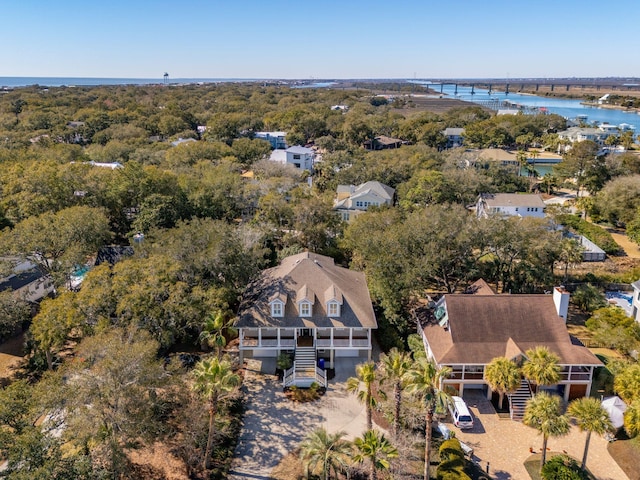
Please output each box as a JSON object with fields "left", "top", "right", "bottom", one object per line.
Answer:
{"left": 607, "top": 229, "right": 640, "bottom": 259}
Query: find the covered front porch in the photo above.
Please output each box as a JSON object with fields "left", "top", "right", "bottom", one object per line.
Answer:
{"left": 442, "top": 363, "right": 596, "bottom": 403}
{"left": 239, "top": 326, "right": 372, "bottom": 361}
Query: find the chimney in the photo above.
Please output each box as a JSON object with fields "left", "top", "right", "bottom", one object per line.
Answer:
{"left": 553, "top": 286, "right": 570, "bottom": 322}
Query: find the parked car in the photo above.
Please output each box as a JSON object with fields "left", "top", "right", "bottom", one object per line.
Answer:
{"left": 448, "top": 396, "right": 474, "bottom": 429}
{"left": 437, "top": 422, "right": 474, "bottom": 458}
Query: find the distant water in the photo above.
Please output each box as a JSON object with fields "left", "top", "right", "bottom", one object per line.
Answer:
{"left": 0, "top": 77, "right": 262, "bottom": 87}
{"left": 428, "top": 83, "right": 640, "bottom": 132}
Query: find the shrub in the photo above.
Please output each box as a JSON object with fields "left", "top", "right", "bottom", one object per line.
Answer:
{"left": 557, "top": 214, "right": 621, "bottom": 254}
{"left": 541, "top": 455, "right": 588, "bottom": 480}
{"left": 276, "top": 353, "right": 292, "bottom": 371}
{"left": 439, "top": 439, "right": 465, "bottom": 460}
{"left": 437, "top": 438, "right": 471, "bottom": 480}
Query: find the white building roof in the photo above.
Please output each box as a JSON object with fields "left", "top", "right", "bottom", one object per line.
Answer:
{"left": 286, "top": 146, "right": 314, "bottom": 154}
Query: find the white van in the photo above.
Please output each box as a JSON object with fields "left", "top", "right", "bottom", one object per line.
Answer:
{"left": 448, "top": 396, "right": 474, "bottom": 429}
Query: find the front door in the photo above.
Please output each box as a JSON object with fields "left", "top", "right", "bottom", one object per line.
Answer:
{"left": 297, "top": 328, "right": 314, "bottom": 347}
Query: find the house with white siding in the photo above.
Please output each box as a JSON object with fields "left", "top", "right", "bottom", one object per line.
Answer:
{"left": 269, "top": 146, "right": 315, "bottom": 171}
{"left": 476, "top": 193, "right": 546, "bottom": 219}
{"left": 235, "top": 252, "right": 377, "bottom": 387}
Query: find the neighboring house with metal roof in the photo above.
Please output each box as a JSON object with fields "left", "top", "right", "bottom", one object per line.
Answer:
{"left": 631, "top": 279, "right": 640, "bottom": 322}
{"left": 269, "top": 145, "right": 314, "bottom": 171}
{"left": 0, "top": 260, "right": 54, "bottom": 303}
{"left": 333, "top": 181, "right": 395, "bottom": 222}
{"left": 235, "top": 252, "right": 377, "bottom": 387}
{"left": 418, "top": 285, "right": 601, "bottom": 419}
{"left": 476, "top": 193, "right": 546, "bottom": 219}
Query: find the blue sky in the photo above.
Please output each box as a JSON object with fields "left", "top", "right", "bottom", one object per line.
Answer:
{"left": 2, "top": 0, "right": 639, "bottom": 79}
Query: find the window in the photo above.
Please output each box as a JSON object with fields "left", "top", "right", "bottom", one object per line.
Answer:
{"left": 294, "top": 163, "right": 301, "bottom": 168}
{"left": 327, "top": 302, "right": 340, "bottom": 317}
{"left": 271, "top": 301, "right": 283, "bottom": 317}
{"left": 355, "top": 201, "right": 363, "bottom": 207}
{"left": 300, "top": 301, "right": 311, "bottom": 317}
{"left": 293, "top": 154, "right": 301, "bottom": 160}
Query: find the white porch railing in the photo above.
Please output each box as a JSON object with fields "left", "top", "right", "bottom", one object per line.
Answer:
{"left": 283, "top": 365, "right": 327, "bottom": 388}
{"left": 241, "top": 335, "right": 370, "bottom": 349}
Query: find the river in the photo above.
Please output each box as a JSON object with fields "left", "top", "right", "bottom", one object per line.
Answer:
{"left": 422, "top": 83, "right": 640, "bottom": 131}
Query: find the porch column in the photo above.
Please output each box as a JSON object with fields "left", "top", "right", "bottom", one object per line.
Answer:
{"left": 277, "top": 329, "right": 281, "bottom": 357}
{"left": 486, "top": 386, "right": 492, "bottom": 400}
{"left": 349, "top": 328, "right": 353, "bottom": 348}
{"left": 368, "top": 329, "right": 371, "bottom": 348}
{"left": 330, "top": 329, "right": 334, "bottom": 348}
{"left": 330, "top": 349, "right": 334, "bottom": 369}
{"left": 564, "top": 384, "right": 571, "bottom": 402}
{"left": 258, "top": 328, "right": 262, "bottom": 347}
{"left": 459, "top": 384, "right": 465, "bottom": 397}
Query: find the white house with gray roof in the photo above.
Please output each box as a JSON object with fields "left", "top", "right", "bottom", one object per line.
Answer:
{"left": 476, "top": 193, "right": 546, "bottom": 219}
{"left": 333, "top": 181, "right": 395, "bottom": 222}
{"left": 235, "top": 252, "right": 377, "bottom": 387}
{"left": 269, "top": 145, "right": 314, "bottom": 171}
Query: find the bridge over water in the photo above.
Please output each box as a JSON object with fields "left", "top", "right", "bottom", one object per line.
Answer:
{"left": 419, "top": 79, "right": 640, "bottom": 95}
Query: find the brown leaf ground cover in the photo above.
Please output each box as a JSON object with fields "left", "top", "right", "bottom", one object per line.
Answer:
{"left": 608, "top": 437, "right": 640, "bottom": 480}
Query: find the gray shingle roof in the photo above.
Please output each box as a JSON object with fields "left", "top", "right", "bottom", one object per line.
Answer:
{"left": 480, "top": 193, "right": 546, "bottom": 209}
{"left": 236, "top": 252, "right": 377, "bottom": 329}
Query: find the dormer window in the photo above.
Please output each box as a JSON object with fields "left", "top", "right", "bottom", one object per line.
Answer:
{"left": 270, "top": 300, "right": 284, "bottom": 317}
{"left": 327, "top": 301, "right": 340, "bottom": 317}
{"left": 299, "top": 301, "right": 312, "bottom": 317}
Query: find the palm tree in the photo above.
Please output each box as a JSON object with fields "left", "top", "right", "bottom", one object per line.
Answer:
{"left": 353, "top": 429, "right": 398, "bottom": 480}
{"left": 299, "top": 428, "right": 352, "bottom": 480}
{"left": 378, "top": 348, "right": 411, "bottom": 438}
{"left": 623, "top": 398, "right": 640, "bottom": 438}
{"left": 523, "top": 392, "right": 570, "bottom": 468}
{"left": 516, "top": 150, "right": 528, "bottom": 177}
{"left": 557, "top": 238, "right": 584, "bottom": 282}
{"left": 522, "top": 346, "right": 561, "bottom": 393}
{"left": 403, "top": 357, "right": 452, "bottom": 480}
{"left": 567, "top": 397, "right": 614, "bottom": 469}
{"left": 347, "top": 362, "right": 378, "bottom": 431}
{"left": 485, "top": 357, "right": 521, "bottom": 410}
{"left": 192, "top": 357, "right": 241, "bottom": 470}
{"left": 613, "top": 363, "right": 640, "bottom": 404}
{"left": 199, "top": 310, "right": 235, "bottom": 358}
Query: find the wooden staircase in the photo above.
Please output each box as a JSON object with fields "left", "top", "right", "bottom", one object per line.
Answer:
{"left": 283, "top": 346, "right": 327, "bottom": 388}
{"left": 508, "top": 379, "right": 533, "bottom": 421}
